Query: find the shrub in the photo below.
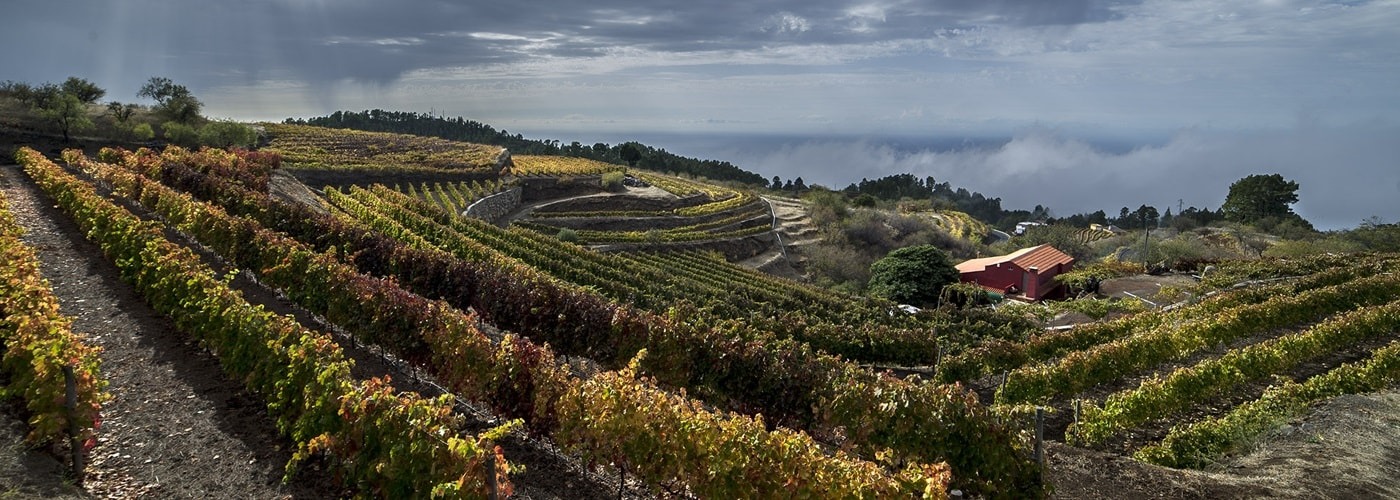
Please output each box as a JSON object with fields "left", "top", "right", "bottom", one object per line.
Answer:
{"left": 556, "top": 228, "right": 579, "bottom": 243}
{"left": 198, "top": 120, "right": 257, "bottom": 149}
{"left": 600, "top": 171, "right": 624, "bottom": 191}
{"left": 1263, "top": 238, "right": 1363, "bottom": 258}
{"left": 806, "top": 190, "right": 848, "bottom": 226}
{"left": 161, "top": 121, "right": 198, "bottom": 147}
{"left": 1056, "top": 260, "right": 1145, "bottom": 294}
{"left": 1155, "top": 237, "right": 1214, "bottom": 270}
{"left": 842, "top": 210, "right": 895, "bottom": 250}
{"left": 806, "top": 243, "right": 872, "bottom": 289}
{"left": 131, "top": 122, "right": 155, "bottom": 142}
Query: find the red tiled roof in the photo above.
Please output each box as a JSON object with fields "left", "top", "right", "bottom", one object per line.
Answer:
{"left": 956, "top": 244, "right": 1074, "bottom": 274}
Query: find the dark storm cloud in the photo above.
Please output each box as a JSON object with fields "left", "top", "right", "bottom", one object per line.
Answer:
{"left": 2, "top": 0, "right": 1131, "bottom": 92}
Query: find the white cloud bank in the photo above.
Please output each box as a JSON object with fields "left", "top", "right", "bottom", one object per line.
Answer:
{"left": 723, "top": 120, "right": 1400, "bottom": 230}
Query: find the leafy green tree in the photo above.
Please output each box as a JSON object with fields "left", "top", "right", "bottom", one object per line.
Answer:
{"left": 1132, "top": 204, "right": 1160, "bottom": 229}
{"left": 60, "top": 77, "right": 105, "bottom": 104}
{"left": 867, "top": 244, "right": 960, "bottom": 307}
{"left": 619, "top": 142, "right": 642, "bottom": 167}
{"left": 0, "top": 80, "right": 31, "bottom": 100}
{"left": 1345, "top": 217, "right": 1400, "bottom": 252}
{"left": 2, "top": 81, "right": 57, "bottom": 108}
{"left": 137, "top": 77, "right": 182, "bottom": 103}
{"left": 1015, "top": 224, "right": 1093, "bottom": 262}
{"left": 138, "top": 77, "right": 202, "bottom": 124}
{"left": 106, "top": 101, "right": 137, "bottom": 124}
{"left": 28, "top": 83, "right": 62, "bottom": 109}
{"left": 1221, "top": 174, "right": 1301, "bottom": 224}
{"left": 38, "top": 93, "right": 91, "bottom": 142}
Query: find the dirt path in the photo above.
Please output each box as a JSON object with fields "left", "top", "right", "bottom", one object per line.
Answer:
{"left": 0, "top": 407, "right": 85, "bottom": 499}
{"left": 733, "top": 196, "right": 816, "bottom": 278}
{"left": 0, "top": 163, "right": 335, "bottom": 498}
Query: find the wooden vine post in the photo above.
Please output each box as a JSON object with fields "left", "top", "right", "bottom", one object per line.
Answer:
{"left": 63, "top": 365, "right": 85, "bottom": 485}
{"left": 1034, "top": 406, "right": 1045, "bottom": 472}
{"left": 486, "top": 453, "right": 499, "bottom": 500}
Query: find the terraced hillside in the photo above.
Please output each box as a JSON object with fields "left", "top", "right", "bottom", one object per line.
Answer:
{"left": 35, "top": 144, "right": 1008, "bottom": 498}
{"left": 5, "top": 125, "right": 1397, "bottom": 498}
{"left": 263, "top": 122, "right": 507, "bottom": 173}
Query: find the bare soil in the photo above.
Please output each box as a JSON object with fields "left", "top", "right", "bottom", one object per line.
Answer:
{"left": 1100, "top": 274, "right": 1200, "bottom": 305}
{"left": 0, "top": 404, "right": 86, "bottom": 499}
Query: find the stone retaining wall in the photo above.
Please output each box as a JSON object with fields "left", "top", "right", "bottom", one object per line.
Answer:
{"left": 464, "top": 186, "right": 522, "bottom": 224}
{"left": 592, "top": 231, "right": 777, "bottom": 261}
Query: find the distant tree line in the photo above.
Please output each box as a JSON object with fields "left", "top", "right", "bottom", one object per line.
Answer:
{"left": 838, "top": 173, "right": 1018, "bottom": 229}
{"left": 836, "top": 172, "right": 1243, "bottom": 233}
{"left": 286, "top": 110, "right": 768, "bottom": 186}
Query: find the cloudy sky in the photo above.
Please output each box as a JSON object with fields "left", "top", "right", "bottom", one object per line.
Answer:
{"left": 5, "top": 0, "right": 1398, "bottom": 228}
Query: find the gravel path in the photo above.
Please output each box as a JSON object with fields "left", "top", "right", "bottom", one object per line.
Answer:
{"left": 0, "top": 163, "right": 333, "bottom": 498}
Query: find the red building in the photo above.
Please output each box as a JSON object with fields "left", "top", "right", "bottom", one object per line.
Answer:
{"left": 956, "top": 244, "right": 1075, "bottom": 301}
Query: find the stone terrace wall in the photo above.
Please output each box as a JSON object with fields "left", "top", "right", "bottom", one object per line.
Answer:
{"left": 464, "top": 186, "right": 522, "bottom": 224}
{"left": 592, "top": 231, "right": 776, "bottom": 261}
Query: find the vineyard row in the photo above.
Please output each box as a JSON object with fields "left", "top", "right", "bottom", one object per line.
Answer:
{"left": 124, "top": 145, "right": 1040, "bottom": 497}
{"left": 25, "top": 147, "right": 514, "bottom": 498}
{"left": 78, "top": 148, "right": 959, "bottom": 497}
{"left": 996, "top": 271, "right": 1400, "bottom": 405}
{"left": 0, "top": 186, "right": 105, "bottom": 454}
